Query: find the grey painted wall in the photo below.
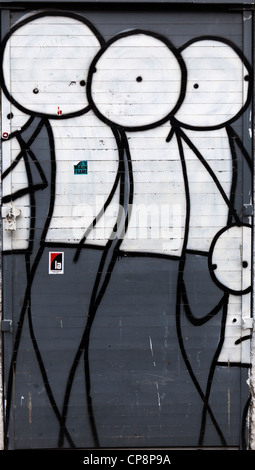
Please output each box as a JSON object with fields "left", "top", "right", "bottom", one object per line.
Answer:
{"left": 0, "top": 5, "right": 254, "bottom": 449}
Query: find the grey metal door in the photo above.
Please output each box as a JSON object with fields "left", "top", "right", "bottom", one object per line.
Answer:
{"left": 1, "top": 5, "right": 253, "bottom": 449}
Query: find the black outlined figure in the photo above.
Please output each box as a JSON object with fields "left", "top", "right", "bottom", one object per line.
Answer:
{"left": 1, "top": 113, "right": 60, "bottom": 447}
{"left": 1, "top": 16, "right": 253, "bottom": 449}
{"left": 88, "top": 31, "right": 185, "bottom": 130}
{"left": 209, "top": 224, "right": 251, "bottom": 297}
{"left": 59, "top": 29, "right": 187, "bottom": 447}
{"left": 172, "top": 37, "right": 252, "bottom": 446}
{"left": 208, "top": 223, "right": 252, "bottom": 363}
{"left": 1, "top": 101, "right": 44, "bottom": 251}
{"left": 1, "top": 11, "right": 105, "bottom": 448}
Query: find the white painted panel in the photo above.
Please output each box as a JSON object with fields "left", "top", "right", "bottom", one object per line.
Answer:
{"left": 46, "top": 112, "right": 119, "bottom": 244}
{"left": 121, "top": 124, "right": 186, "bottom": 256}
{"left": 3, "top": 15, "right": 102, "bottom": 117}
{"left": 90, "top": 33, "right": 183, "bottom": 128}
{"left": 183, "top": 128, "right": 232, "bottom": 251}
{"left": 175, "top": 39, "right": 250, "bottom": 128}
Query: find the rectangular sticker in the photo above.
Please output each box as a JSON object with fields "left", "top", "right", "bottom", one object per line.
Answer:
{"left": 49, "top": 252, "right": 64, "bottom": 274}
{"left": 74, "top": 161, "right": 88, "bottom": 175}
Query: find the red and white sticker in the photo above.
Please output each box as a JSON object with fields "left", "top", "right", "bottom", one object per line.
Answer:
{"left": 49, "top": 252, "right": 64, "bottom": 274}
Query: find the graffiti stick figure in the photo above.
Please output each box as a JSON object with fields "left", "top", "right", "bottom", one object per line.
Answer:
{"left": 60, "top": 30, "right": 187, "bottom": 446}
{"left": 173, "top": 36, "right": 252, "bottom": 445}
{"left": 1, "top": 11, "right": 105, "bottom": 447}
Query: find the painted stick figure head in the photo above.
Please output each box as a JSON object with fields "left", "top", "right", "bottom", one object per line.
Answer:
{"left": 175, "top": 37, "right": 252, "bottom": 130}
{"left": 87, "top": 30, "right": 186, "bottom": 130}
{"left": 209, "top": 224, "right": 251, "bottom": 295}
{"left": 0, "top": 12, "right": 103, "bottom": 119}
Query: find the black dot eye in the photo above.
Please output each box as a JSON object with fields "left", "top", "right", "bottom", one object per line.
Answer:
{"left": 33, "top": 88, "right": 39, "bottom": 94}
{"left": 233, "top": 318, "right": 237, "bottom": 323}
{"left": 244, "top": 75, "right": 249, "bottom": 82}
{"left": 194, "top": 83, "right": 199, "bottom": 89}
{"left": 80, "top": 80, "right": 86, "bottom": 87}
{"left": 7, "top": 113, "right": 13, "bottom": 120}
{"left": 136, "top": 76, "right": 143, "bottom": 82}
{"left": 212, "top": 264, "right": 217, "bottom": 270}
{"left": 242, "top": 261, "right": 248, "bottom": 268}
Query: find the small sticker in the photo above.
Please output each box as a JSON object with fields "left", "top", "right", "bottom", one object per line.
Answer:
{"left": 74, "top": 161, "right": 88, "bottom": 175}
{"left": 49, "top": 252, "right": 64, "bottom": 274}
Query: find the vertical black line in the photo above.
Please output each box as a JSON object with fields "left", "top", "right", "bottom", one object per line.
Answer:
{"left": 198, "top": 296, "right": 229, "bottom": 446}
{"left": 4, "top": 119, "right": 61, "bottom": 446}
{"left": 4, "top": 139, "right": 36, "bottom": 440}
{"left": 175, "top": 127, "right": 227, "bottom": 446}
{"left": 227, "top": 126, "right": 253, "bottom": 170}
{"left": 176, "top": 270, "right": 228, "bottom": 447}
{"left": 226, "top": 126, "right": 242, "bottom": 227}
{"left": 176, "top": 123, "right": 241, "bottom": 225}
{"left": 174, "top": 127, "right": 190, "bottom": 257}
{"left": 27, "top": 298, "right": 76, "bottom": 447}
{"left": 83, "top": 128, "right": 134, "bottom": 446}
{"left": 73, "top": 162, "right": 121, "bottom": 263}
{"left": 58, "top": 127, "right": 133, "bottom": 448}
{"left": 16, "top": 136, "right": 37, "bottom": 255}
